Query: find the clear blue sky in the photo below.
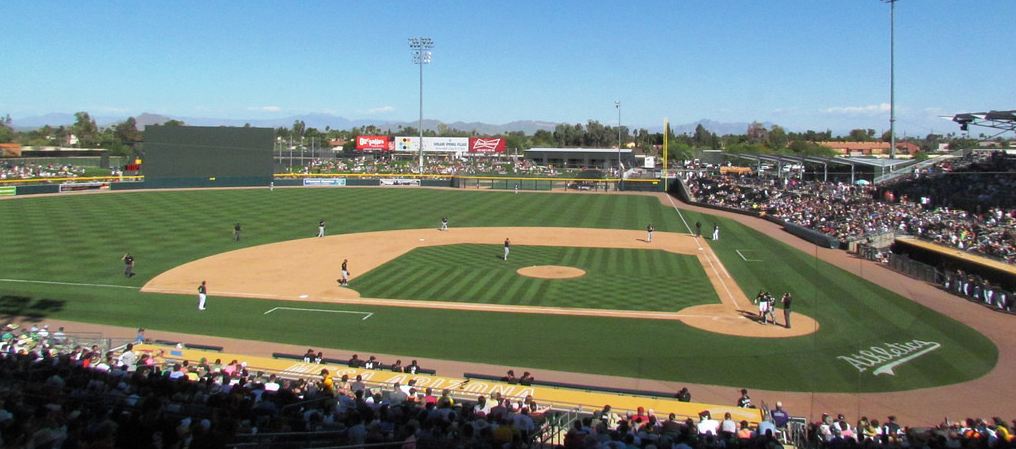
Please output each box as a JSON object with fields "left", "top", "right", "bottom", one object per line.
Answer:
{"left": 2, "top": 0, "right": 1013, "bottom": 135}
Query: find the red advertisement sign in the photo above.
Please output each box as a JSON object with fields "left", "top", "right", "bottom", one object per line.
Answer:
{"left": 468, "top": 137, "right": 507, "bottom": 153}
{"left": 356, "top": 135, "right": 392, "bottom": 151}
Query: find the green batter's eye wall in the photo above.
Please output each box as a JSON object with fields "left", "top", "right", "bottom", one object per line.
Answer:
{"left": 142, "top": 125, "right": 274, "bottom": 188}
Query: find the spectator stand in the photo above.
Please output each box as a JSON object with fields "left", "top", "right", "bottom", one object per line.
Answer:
{"left": 140, "top": 344, "right": 763, "bottom": 426}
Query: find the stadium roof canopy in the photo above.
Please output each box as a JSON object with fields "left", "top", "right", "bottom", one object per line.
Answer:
{"left": 950, "top": 110, "right": 1016, "bottom": 134}
{"left": 724, "top": 153, "right": 914, "bottom": 183}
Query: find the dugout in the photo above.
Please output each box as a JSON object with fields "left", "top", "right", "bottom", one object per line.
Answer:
{"left": 143, "top": 126, "right": 274, "bottom": 188}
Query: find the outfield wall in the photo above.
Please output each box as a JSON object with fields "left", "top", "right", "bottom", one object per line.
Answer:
{"left": 5, "top": 174, "right": 664, "bottom": 195}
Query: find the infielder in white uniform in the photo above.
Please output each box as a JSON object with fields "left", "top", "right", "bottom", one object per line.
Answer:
{"left": 504, "top": 238, "right": 511, "bottom": 261}
{"left": 712, "top": 224, "right": 720, "bottom": 241}
{"left": 198, "top": 281, "right": 208, "bottom": 311}
{"left": 317, "top": 219, "right": 326, "bottom": 238}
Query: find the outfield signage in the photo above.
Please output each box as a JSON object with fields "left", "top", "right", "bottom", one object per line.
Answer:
{"left": 380, "top": 178, "right": 421, "bottom": 187}
{"left": 394, "top": 136, "right": 469, "bottom": 153}
{"left": 303, "top": 178, "right": 347, "bottom": 187}
{"left": 58, "top": 182, "right": 109, "bottom": 193}
{"left": 0, "top": 186, "right": 15, "bottom": 196}
{"left": 356, "top": 135, "right": 392, "bottom": 151}
{"left": 468, "top": 137, "right": 507, "bottom": 153}
{"left": 836, "top": 339, "right": 941, "bottom": 376}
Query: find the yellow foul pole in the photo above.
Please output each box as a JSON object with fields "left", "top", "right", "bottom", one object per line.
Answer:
{"left": 663, "top": 118, "right": 669, "bottom": 191}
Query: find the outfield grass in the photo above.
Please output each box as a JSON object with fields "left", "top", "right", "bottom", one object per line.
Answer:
{"left": 352, "top": 244, "right": 716, "bottom": 311}
{"left": 0, "top": 188, "right": 997, "bottom": 392}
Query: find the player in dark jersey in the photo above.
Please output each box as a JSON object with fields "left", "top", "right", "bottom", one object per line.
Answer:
{"left": 122, "top": 253, "right": 135, "bottom": 278}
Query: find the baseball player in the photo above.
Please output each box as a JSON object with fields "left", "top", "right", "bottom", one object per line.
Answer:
{"left": 122, "top": 253, "right": 135, "bottom": 278}
{"left": 765, "top": 293, "right": 777, "bottom": 325}
{"left": 338, "top": 259, "right": 350, "bottom": 286}
{"left": 712, "top": 224, "right": 720, "bottom": 241}
{"left": 440, "top": 217, "right": 448, "bottom": 231}
{"left": 646, "top": 224, "right": 655, "bottom": 242}
{"left": 754, "top": 290, "right": 767, "bottom": 324}
{"left": 269, "top": 181, "right": 274, "bottom": 191}
{"left": 503, "top": 238, "right": 511, "bottom": 261}
{"left": 233, "top": 223, "right": 242, "bottom": 242}
{"left": 317, "top": 219, "right": 326, "bottom": 238}
{"left": 197, "top": 281, "right": 208, "bottom": 311}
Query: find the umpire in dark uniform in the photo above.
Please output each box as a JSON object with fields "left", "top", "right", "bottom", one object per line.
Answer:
{"left": 781, "top": 293, "right": 793, "bottom": 328}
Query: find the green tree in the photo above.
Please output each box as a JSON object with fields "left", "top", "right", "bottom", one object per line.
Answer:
{"left": 115, "top": 117, "right": 142, "bottom": 145}
{"left": 0, "top": 114, "right": 14, "bottom": 143}
{"left": 163, "top": 119, "right": 185, "bottom": 127}
{"left": 847, "top": 129, "right": 871, "bottom": 141}
{"left": 71, "top": 111, "right": 99, "bottom": 147}
{"left": 692, "top": 124, "right": 713, "bottom": 148}
{"left": 767, "top": 125, "right": 788, "bottom": 150}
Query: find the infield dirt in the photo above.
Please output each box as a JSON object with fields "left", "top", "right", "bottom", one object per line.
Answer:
{"left": 144, "top": 226, "right": 816, "bottom": 338}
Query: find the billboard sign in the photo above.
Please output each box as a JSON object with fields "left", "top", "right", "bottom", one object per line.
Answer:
{"left": 468, "top": 137, "right": 507, "bottom": 153}
{"left": 394, "top": 137, "right": 469, "bottom": 153}
{"left": 303, "top": 178, "right": 347, "bottom": 186}
{"left": 356, "top": 135, "right": 391, "bottom": 151}
{"left": 394, "top": 136, "right": 420, "bottom": 152}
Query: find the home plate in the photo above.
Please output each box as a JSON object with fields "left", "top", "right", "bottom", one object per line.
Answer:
{"left": 299, "top": 294, "right": 309, "bottom": 299}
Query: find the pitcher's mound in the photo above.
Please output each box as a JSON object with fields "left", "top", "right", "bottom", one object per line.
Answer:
{"left": 517, "top": 265, "right": 586, "bottom": 279}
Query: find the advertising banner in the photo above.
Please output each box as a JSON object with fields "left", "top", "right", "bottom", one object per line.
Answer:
{"left": 303, "top": 178, "right": 347, "bottom": 186}
{"left": 356, "top": 135, "right": 391, "bottom": 151}
{"left": 380, "top": 178, "right": 421, "bottom": 186}
{"left": 394, "top": 137, "right": 469, "bottom": 153}
{"left": 58, "top": 182, "right": 109, "bottom": 193}
{"left": 424, "top": 137, "right": 469, "bottom": 153}
{"left": 644, "top": 156, "right": 656, "bottom": 168}
{"left": 0, "top": 186, "right": 15, "bottom": 196}
{"left": 468, "top": 137, "right": 507, "bottom": 153}
{"left": 394, "top": 136, "right": 420, "bottom": 152}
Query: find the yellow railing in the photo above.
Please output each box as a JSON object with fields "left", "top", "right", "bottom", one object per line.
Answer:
{"left": 0, "top": 175, "right": 144, "bottom": 185}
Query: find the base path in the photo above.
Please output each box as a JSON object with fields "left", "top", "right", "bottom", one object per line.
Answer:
{"left": 143, "top": 226, "right": 816, "bottom": 338}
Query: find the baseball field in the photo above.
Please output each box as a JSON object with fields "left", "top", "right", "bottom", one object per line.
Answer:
{"left": 0, "top": 187, "right": 997, "bottom": 393}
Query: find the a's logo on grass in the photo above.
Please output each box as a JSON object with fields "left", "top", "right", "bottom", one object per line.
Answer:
{"left": 837, "top": 339, "right": 941, "bottom": 376}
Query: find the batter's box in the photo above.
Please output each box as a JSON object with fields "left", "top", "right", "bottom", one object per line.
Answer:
{"left": 735, "top": 249, "right": 763, "bottom": 262}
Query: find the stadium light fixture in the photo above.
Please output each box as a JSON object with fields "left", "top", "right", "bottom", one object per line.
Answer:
{"left": 409, "top": 37, "right": 434, "bottom": 174}
{"left": 883, "top": 0, "right": 898, "bottom": 161}
{"left": 615, "top": 101, "right": 621, "bottom": 176}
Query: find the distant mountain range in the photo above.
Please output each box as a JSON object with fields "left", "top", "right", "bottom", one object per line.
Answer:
{"left": 11, "top": 112, "right": 765, "bottom": 137}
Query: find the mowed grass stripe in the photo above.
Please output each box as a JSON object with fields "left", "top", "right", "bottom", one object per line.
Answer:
{"left": 354, "top": 244, "right": 715, "bottom": 311}
{"left": 0, "top": 189, "right": 998, "bottom": 392}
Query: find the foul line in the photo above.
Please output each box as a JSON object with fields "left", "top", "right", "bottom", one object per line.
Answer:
{"left": 0, "top": 278, "right": 140, "bottom": 290}
{"left": 735, "top": 250, "right": 762, "bottom": 262}
{"left": 264, "top": 307, "right": 374, "bottom": 320}
{"left": 665, "top": 195, "right": 741, "bottom": 310}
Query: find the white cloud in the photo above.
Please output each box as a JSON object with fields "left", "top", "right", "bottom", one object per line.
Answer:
{"left": 247, "top": 105, "right": 282, "bottom": 113}
{"left": 822, "top": 103, "right": 891, "bottom": 115}
{"left": 365, "top": 105, "right": 395, "bottom": 114}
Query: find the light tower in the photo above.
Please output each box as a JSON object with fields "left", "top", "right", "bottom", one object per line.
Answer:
{"left": 409, "top": 37, "right": 433, "bottom": 174}
{"left": 615, "top": 101, "right": 621, "bottom": 172}
{"left": 883, "top": 0, "right": 897, "bottom": 160}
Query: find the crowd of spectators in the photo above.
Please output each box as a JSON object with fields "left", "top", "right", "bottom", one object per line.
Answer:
{"left": 298, "top": 156, "right": 568, "bottom": 178}
{"left": 0, "top": 162, "right": 91, "bottom": 180}
{"left": 6, "top": 323, "right": 1016, "bottom": 448}
{"left": 685, "top": 152, "right": 1016, "bottom": 263}
{"left": 0, "top": 324, "right": 553, "bottom": 448}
